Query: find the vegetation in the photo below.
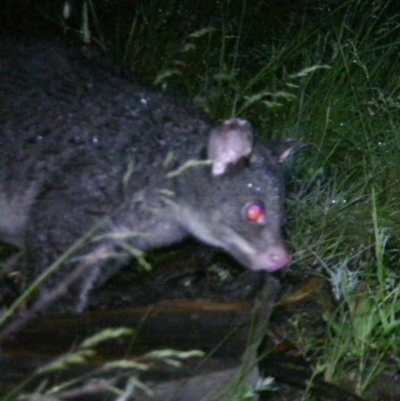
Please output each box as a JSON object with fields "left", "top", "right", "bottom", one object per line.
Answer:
{"left": 2, "top": 0, "right": 400, "bottom": 399}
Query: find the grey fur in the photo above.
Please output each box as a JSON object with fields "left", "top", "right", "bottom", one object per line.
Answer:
{"left": 0, "top": 40, "right": 299, "bottom": 312}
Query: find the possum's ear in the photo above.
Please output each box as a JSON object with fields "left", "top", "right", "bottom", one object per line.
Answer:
{"left": 207, "top": 118, "right": 254, "bottom": 176}
{"left": 266, "top": 139, "right": 306, "bottom": 164}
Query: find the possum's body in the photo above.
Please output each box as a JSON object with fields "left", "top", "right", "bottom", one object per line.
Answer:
{"left": 0, "top": 39, "right": 296, "bottom": 312}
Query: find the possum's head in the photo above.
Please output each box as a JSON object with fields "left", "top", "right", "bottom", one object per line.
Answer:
{"left": 178, "top": 118, "right": 301, "bottom": 272}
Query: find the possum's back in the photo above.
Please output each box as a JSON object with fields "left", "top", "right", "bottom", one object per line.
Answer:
{"left": 0, "top": 39, "right": 212, "bottom": 247}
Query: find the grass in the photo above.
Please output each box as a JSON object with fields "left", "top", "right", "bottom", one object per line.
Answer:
{"left": 3, "top": 0, "right": 400, "bottom": 399}
{"left": 120, "top": 0, "right": 400, "bottom": 397}
{"left": 2, "top": 326, "right": 204, "bottom": 401}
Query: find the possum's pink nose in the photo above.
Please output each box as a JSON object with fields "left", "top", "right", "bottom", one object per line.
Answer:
{"left": 250, "top": 246, "right": 291, "bottom": 272}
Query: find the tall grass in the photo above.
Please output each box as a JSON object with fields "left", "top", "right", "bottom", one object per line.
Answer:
{"left": 3, "top": 0, "right": 400, "bottom": 398}
{"left": 122, "top": 0, "right": 400, "bottom": 396}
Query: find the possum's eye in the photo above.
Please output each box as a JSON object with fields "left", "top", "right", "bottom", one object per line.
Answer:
{"left": 245, "top": 202, "right": 265, "bottom": 222}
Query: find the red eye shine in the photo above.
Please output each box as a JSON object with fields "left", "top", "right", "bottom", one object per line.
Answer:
{"left": 246, "top": 202, "right": 265, "bottom": 222}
